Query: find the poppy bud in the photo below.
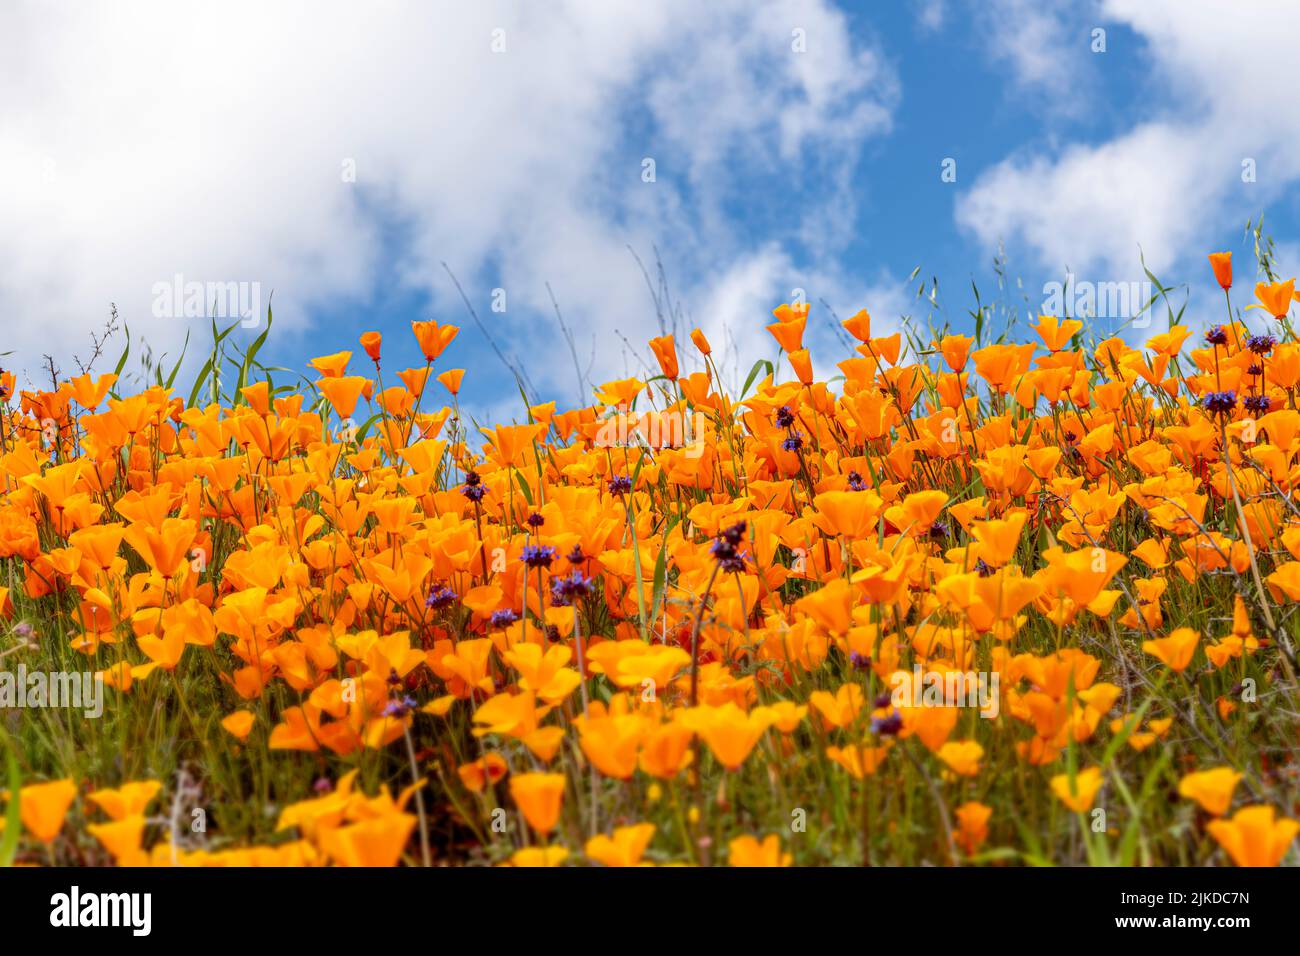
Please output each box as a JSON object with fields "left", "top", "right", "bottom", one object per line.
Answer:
{"left": 789, "top": 348, "right": 814, "bottom": 385}
{"left": 1207, "top": 252, "right": 1232, "bottom": 290}
{"left": 649, "top": 334, "right": 679, "bottom": 380}
{"left": 690, "top": 327, "right": 712, "bottom": 356}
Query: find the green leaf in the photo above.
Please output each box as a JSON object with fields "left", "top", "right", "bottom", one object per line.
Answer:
{"left": 0, "top": 727, "right": 21, "bottom": 867}
{"left": 164, "top": 330, "right": 191, "bottom": 390}
{"left": 513, "top": 470, "right": 533, "bottom": 506}
{"left": 233, "top": 312, "right": 273, "bottom": 406}
{"left": 187, "top": 355, "right": 215, "bottom": 410}
{"left": 353, "top": 411, "right": 384, "bottom": 442}
{"left": 740, "top": 358, "right": 774, "bottom": 399}
{"left": 112, "top": 324, "right": 132, "bottom": 382}
{"left": 650, "top": 537, "right": 669, "bottom": 627}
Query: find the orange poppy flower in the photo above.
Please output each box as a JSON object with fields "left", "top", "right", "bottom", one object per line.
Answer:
{"left": 649, "top": 335, "right": 679, "bottom": 380}
{"left": 1208, "top": 252, "right": 1232, "bottom": 290}
{"left": 411, "top": 319, "right": 460, "bottom": 362}
{"left": 1206, "top": 805, "right": 1299, "bottom": 867}
{"left": 18, "top": 779, "right": 78, "bottom": 843}
{"left": 437, "top": 369, "right": 465, "bottom": 395}
{"left": 509, "top": 773, "right": 566, "bottom": 834}
{"left": 1252, "top": 279, "right": 1296, "bottom": 319}
{"left": 1177, "top": 767, "right": 1242, "bottom": 816}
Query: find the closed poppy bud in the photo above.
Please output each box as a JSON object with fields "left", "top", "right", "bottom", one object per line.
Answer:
{"left": 438, "top": 369, "right": 465, "bottom": 395}
{"left": 1208, "top": 252, "right": 1232, "bottom": 290}
{"left": 648, "top": 335, "right": 679, "bottom": 380}
{"left": 360, "top": 331, "right": 382, "bottom": 363}
{"left": 689, "top": 327, "right": 712, "bottom": 356}
{"left": 788, "top": 348, "right": 813, "bottom": 384}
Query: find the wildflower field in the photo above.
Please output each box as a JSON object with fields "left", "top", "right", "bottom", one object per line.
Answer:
{"left": 2, "top": 252, "right": 1299, "bottom": 869}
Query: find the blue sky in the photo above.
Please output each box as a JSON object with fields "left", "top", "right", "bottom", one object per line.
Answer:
{"left": 4, "top": 0, "right": 1300, "bottom": 424}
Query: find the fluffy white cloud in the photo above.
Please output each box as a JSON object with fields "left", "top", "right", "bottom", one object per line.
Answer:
{"left": 0, "top": 0, "right": 897, "bottom": 404}
{"left": 912, "top": 0, "right": 948, "bottom": 32}
{"left": 977, "top": 0, "right": 1088, "bottom": 103}
{"left": 957, "top": 0, "right": 1300, "bottom": 303}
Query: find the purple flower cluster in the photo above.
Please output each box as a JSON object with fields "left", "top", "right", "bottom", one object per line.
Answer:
{"left": 426, "top": 584, "right": 458, "bottom": 610}
{"left": 520, "top": 543, "right": 557, "bottom": 568}
{"left": 383, "top": 695, "right": 417, "bottom": 718}
{"left": 710, "top": 521, "right": 748, "bottom": 573}
{"left": 1246, "top": 334, "right": 1277, "bottom": 356}
{"left": 1244, "top": 394, "right": 1271, "bottom": 414}
{"left": 871, "top": 709, "right": 903, "bottom": 737}
{"left": 1202, "top": 390, "right": 1237, "bottom": 416}
{"left": 490, "top": 608, "right": 520, "bottom": 628}
{"left": 549, "top": 570, "right": 591, "bottom": 607}
{"left": 461, "top": 470, "right": 485, "bottom": 503}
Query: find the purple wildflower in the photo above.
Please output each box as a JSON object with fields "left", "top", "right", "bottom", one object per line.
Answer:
{"left": 1203, "top": 390, "right": 1237, "bottom": 416}
{"left": 520, "top": 544, "right": 557, "bottom": 568}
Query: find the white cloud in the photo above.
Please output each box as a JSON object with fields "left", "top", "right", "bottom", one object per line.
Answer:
{"left": 0, "top": 0, "right": 897, "bottom": 405}
{"left": 975, "top": 0, "right": 1090, "bottom": 102}
{"left": 913, "top": 0, "right": 947, "bottom": 32}
{"left": 957, "top": 0, "right": 1300, "bottom": 304}
{"left": 957, "top": 123, "right": 1216, "bottom": 277}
